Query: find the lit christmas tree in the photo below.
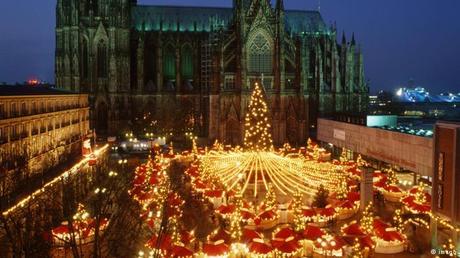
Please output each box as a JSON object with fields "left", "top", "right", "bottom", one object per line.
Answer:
{"left": 442, "top": 238, "right": 457, "bottom": 256}
{"left": 393, "top": 209, "right": 404, "bottom": 232}
{"left": 307, "top": 138, "right": 314, "bottom": 150}
{"left": 169, "top": 216, "right": 181, "bottom": 245}
{"left": 350, "top": 238, "right": 364, "bottom": 258}
{"left": 230, "top": 190, "right": 244, "bottom": 242}
{"left": 356, "top": 154, "right": 366, "bottom": 167}
{"left": 387, "top": 168, "right": 398, "bottom": 185}
{"left": 339, "top": 147, "right": 348, "bottom": 163}
{"left": 243, "top": 82, "right": 274, "bottom": 151}
{"left": 414, "top": 182, "right": 427, "bottom": 204}
{"left": 229, "top": 210, "right": 242, "bottom": 242}
{"left": 335, "top": 174, "right": 349, "bottom": 200}
{"left": 291, "top": 189, "right": 305, "bottom": 232}
{"left": 264, "top": 183, "right": 277, "bottom": 209}
{"left": 361, "top": 202, "right": 374, "bottom": 234}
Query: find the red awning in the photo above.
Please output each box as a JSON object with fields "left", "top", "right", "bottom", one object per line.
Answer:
{"left": 249, "top": 239, "right": 273, "bottom": 254}
{"left": 303, "top": 225, "right": 324, "bottom": 240}
{"left": 203, "top": 241, "right": 229, "bottom": 256}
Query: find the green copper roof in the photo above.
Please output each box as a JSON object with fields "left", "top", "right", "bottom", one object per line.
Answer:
{"left": 132, "top": 5, "right": 329, "bottom": 34}
{"left": 133, "top": 5, "right": 233, "bottom": 32}
{"left": 284, "top": 10, "right": 329, "bottom": 35}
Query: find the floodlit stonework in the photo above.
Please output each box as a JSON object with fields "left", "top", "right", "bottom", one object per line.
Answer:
{"left": 55, "top": 0, "right": 368, "bottom": 144}
{"left": 0, "top": 87, "right": 90, "bottom": 196}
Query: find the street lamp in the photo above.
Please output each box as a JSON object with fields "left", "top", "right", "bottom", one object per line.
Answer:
{"left": 118, "top": 159, "right": 127, "bottom": 174}
{"left": 117, "top": 159, "right": 127, "bottom": 165}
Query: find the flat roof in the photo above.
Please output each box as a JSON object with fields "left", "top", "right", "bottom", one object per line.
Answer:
{"left": 0, "top": 85, "right": 78, "bottom": 96}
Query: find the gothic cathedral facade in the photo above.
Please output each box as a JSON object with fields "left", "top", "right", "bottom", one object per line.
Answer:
{"left": 56, "top": 0, "right": 368, "bottom": 146}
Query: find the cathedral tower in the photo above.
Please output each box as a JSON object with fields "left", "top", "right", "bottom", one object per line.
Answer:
{"left": 56, "top": 0, "right": 132, "bottom": 134}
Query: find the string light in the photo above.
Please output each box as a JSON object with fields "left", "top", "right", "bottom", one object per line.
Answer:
{"left": 361, "top": 202, "right": 374, "bottom": 234}
{"left": 243, "top": 82, "right": 274, "bottom": 151}
{"left": 199, "top": 150, "right": 344, "bottom": 197}
{"left": 393, "top": 209, "right": 404, "bottom": 232}
{"left": 2, "top": 144, "right": 109, "bottom": 216}
{"left": 291, "top": 189, "right": 304, "bottom": 232}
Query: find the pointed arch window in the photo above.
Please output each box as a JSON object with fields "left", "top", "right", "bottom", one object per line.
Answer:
{"left": 181, "top": 44, "right": 193, "bottom": 79}
{"left": 163, "top": 45, "right": 176, "bottom": 80}
{"left": 248, "top": 33, "right": 273, "bottom": 74}
{"left": 97, "top": 40, "right": 107, "bottom": 78}
{"left": 81, "top": 39, "right": 89, "bottom": 79}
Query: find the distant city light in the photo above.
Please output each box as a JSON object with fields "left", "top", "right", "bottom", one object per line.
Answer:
{"left": 27, "top": 78, "right": 40, "bottom": 86}
{"left": 395, "top": 87, "right": 459, "bottom": 103}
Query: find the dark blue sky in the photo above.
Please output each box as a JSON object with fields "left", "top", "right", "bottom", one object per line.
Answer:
{"left": 1, "top": 0, "right": 459, "bottom": 94}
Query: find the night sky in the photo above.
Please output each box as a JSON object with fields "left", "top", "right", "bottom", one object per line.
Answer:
{"left": 1, "top": 0, "right": 459, "bottom": 94}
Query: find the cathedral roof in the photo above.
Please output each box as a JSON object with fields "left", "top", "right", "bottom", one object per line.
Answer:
{"left": 132, "top": 5, "right": 329, "bottom": 35}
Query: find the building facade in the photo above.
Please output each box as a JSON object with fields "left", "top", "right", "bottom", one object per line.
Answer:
{"left": 317, "top": 118, "right": 433, "bottom": 177}
{"left": 55, "top": 0, "right": 368, "bottom": 145}
{"left": 0, "top": 86, "right": 90, "bottom": 199}
{"left": 431, "top": 122, "right": 460, "bottom": 249}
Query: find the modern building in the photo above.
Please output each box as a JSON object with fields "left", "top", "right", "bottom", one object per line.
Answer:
{"left": 0, "top": 85, "right": 90, "bottom": 200}
{"left": 431, "top": 121, "right": 460, "bottom": 250}
{"left": 55, "top": 0, "right": 368, "bottom": 145}
{"left": 369, "top": 90, "right": 393, "bottom": 115}
{"left": 317, "top": 118, "right": 433, "bottom": 178}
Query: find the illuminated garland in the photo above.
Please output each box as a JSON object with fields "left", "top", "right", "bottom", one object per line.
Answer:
{"left": 2, "top": 144, "right": 109, "bottom": 216}
{"left": 291, "top": 189, "right": 304, "bottom": 232}
{"left": 199, "top": 150, "right": 344, "bottom": 197}
{"left": 393, "top": 209, "right": 404, "bottom": 232}
{"left": 361, "top": 202, "right": 374, "bottom": 234}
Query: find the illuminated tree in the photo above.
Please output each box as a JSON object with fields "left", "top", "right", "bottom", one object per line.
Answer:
{"left": 312, "top": 145, "right": 320, "bottom": 160}
{"left": 229, "top": 210, "right": 242, "bottom": 242}
{"left": 387, "top": 168, "right": 398, "bottom": 185}
{"left": 169, "top": 216, "right": 181, "bottom": 245}
{"left": 335, "top": 175, "right": 349, "bottom": 200}
{"left": 230, "top": 190, "right": 243, "bottom": 242}
{"left": 312, "top": 184, "right": 329, "bottom": 208}
{"left": 393, "top": 209, "right": 404, "bottom": 232}
{"left": 414, "top": 182, "right": 427, "bottom": 204}
{"left": 350, "top": 238, "right": 364, "bottom": 258}
{"left": 442, "top": 239, "right": 457, "bottom": 256}
{"left": 291, "top": 189, "right": 305, "bottom": 232}
{"left": 339, "top": 148, "right": 348, "bottom": 163}
{"left": 361, "top": 202, "right": 374, "bottom": 234}
{"left": 243, "top": 82, "right": 273, "bottom": 151}
{"left": 264, "top": 183, "right": 277, "bottom": 209}
{"left": 307, "top": 138, "right": 314, "bottom": 150}
{"left": 356, "top": 154, "right": 366, "bottom": 167}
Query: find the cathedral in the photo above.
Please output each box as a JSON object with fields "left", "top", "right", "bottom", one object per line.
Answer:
{"left": 55, "top": 0, "right": 368, "bottom": 146}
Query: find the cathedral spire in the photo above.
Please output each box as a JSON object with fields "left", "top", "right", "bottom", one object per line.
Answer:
{"left": 342, "top": 31, "right": 346, "bottom": 45}
{"left": 351, "top": 32, "right": 356, "bottom": 46}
